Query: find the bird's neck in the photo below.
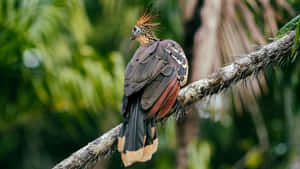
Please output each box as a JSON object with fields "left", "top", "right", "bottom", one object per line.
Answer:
{"left": 137, "top": 33, "right": 159, "bottom": 46}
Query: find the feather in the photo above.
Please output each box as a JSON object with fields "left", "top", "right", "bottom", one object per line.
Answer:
{"left": 119, "top": 39, "right": 188, "bottom": 167}
{"left": 137, "top": 9, "right": 159, "bottom": 26}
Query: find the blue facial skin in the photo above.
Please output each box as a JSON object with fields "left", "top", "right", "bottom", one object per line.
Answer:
{"left": 131, "top": 26, "right": 142, "bottom": 40}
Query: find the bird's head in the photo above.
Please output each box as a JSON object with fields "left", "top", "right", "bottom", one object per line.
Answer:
{"left": 131, "top": 10, "right": 159, "bottom": 45}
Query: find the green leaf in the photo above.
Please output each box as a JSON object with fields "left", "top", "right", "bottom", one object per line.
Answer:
{"left": 277, "top": 15, "right": 300, "bottom": 38}
{"left": 290, "top": 19, "right": 300, "bottom": 62}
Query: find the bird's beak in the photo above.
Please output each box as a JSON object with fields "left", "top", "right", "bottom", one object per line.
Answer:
{"left": 131, "top": 33, "right": 136, "bottom": 40}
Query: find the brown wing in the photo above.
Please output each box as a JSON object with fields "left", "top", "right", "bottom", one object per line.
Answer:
{"left": 123, "top": 41, "right": 166, "bottom": 97}
{"left": 122, "top": 40, "right": 187, "bottom": 119}
{"left": 122, "top": 41, "right": 172, "bottom": 115}
{"left": 147, "top": 75, "right": 180, "bottom": 119}
{"left": 140, "top": 65, "right": 176, "bottom": 110}
{"left": 163, "top": 40, "right": 189, "bottom": 86}
{"left": 141, "top": 40, "right": 187, "bottom": 119}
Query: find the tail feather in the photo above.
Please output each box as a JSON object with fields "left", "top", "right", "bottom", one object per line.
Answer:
{"left": 118, "top": 97, "right": 158, "bottom": 167}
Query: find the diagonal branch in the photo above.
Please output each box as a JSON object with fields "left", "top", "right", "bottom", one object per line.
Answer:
{"left": 53, "top": 31, "right": 299, "bottom": 169}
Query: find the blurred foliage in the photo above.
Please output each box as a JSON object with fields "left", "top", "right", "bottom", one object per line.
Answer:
{"left": 187, "top": 141, "right": 212, "bottom": 169}
{"left": 0, "top": 0, "right": 124, "bottom": 168}
{"left": 0, "top": 0, "right": 300, "bottom": 169}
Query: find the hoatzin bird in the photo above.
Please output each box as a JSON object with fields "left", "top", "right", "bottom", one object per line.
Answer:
{"left": 118, "top": 11, "right": 188, "bottom": 167}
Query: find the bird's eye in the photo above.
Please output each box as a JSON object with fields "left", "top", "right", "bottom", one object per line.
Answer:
{"left": 133, "top": 26, "right": 142, "bottom": 34}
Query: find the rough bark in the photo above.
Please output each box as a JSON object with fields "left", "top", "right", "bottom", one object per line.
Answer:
{"left": 177, "top": 31, "right": 297, "bottom": 105}
{"left": 179, "top": 0, "right": 197, "bottom": 21}
{"left": 52, "top": 31, "right": 299, "bottom": 169}
{"left": 192, "top": 0, "right": 222, "bottom": 79}
{"left": 53, "top": 125, "right": 121, "bottom": 169}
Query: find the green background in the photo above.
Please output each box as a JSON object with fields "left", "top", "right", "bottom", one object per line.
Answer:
{"left": 0, "top": 0, "right": 299, "bottom": 169}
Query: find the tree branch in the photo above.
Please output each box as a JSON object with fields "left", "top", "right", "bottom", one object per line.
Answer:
{"left": 52, "top": 31, "right": 299, "bottom": 169}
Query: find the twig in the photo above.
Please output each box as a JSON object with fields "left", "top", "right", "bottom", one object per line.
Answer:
{"left": 53, "top": 31, "right": 299, "bottom": 169}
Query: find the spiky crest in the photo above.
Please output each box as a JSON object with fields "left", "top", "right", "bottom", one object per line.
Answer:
{"left": 136, "top": 9, "right": 159, "bottom": 27}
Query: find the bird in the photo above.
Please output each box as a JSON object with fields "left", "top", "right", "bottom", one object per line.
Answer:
{"left": 118, "top": 10, "right": 188, "bottom": 167}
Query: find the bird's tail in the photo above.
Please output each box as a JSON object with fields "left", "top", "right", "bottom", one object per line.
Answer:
{"left": 118, "top": 97, "right": 158, "bottom": 167}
